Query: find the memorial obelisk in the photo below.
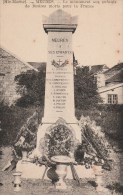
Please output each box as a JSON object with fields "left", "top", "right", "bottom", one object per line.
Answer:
{"left": 36, "top": 10, "right": 81, "bottom": 153}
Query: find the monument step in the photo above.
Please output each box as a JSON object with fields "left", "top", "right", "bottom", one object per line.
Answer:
{"left": 16, "top": 160, "right": 95, "bottom": 179}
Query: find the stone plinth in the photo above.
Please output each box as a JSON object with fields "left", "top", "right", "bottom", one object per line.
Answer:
{"left": 16, "top": 160, "right": 95, "bottom": 180}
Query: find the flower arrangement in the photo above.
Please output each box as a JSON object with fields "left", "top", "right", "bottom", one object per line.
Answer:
{"left": 15, "top": 137, "right": 36, "bottom": 153}
{"left": 41, "top": 124, "right": 77, "bottom": 158}
{"left": 14, "top": 111, "right": 38, "bottom": 155}
{"left": 78, "top": 115, "right": 112, "bottom": 169}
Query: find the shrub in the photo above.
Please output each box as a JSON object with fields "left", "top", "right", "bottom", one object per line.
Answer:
{"left": 76, "top": 105, "right": 123, "bottom": 149}
{"left": 0, "top": 102, "right": 43, "bottom": 146}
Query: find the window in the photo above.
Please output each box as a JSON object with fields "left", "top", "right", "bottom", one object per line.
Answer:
{"left": 107, "top": 94, "right": 118, "bottom": 104}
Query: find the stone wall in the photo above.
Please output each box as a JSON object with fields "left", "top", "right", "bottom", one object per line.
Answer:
{"left": 0, "top": 48, "right": 36, "bottom": 105}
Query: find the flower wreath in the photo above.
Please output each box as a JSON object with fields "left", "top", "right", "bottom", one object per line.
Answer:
{"left": 40, "top": 124, "right": 76, "bottom": 157}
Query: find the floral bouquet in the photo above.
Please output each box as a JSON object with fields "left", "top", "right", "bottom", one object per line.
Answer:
{"left": 13, "top": 111, "right": 38, "bottom": 157}
{"left": 40, "top": 124, "right": 77, "bottom": 158}
{"left": 78, "top": 115, "right": 112, "bottom": 170}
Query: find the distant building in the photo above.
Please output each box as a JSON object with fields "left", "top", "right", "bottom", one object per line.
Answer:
{"left": 98, "top": 63, "right": 123, "bottom": 104}
{"left": 105, "top": 63, "right": 123, "bottom": 85}
{"left": 89, "top": 64, "right": 109, "bottom": 88}
{"left": 98, "top": 83, "right": 123, "bottom": 104}
{"left": 0, "top": 48, "right": 38, "bottom": 105}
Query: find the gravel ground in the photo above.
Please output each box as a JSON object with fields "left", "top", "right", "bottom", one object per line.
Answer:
{"left": 0, "top": 147, "right": 122, "bottom": 195}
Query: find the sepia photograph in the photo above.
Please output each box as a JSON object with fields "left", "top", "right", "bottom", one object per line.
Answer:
{"left": 0, "top": 0, "right": 123, "bottom": 194}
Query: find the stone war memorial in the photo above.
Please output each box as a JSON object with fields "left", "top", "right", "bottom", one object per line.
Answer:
{"left": 10, "top": 9, "right": 112, "bottom": 192}
{"left": 36, "top": 9, "right": 81, "bottom": 155}
{"left": 16, "top": 9, "right": 83, "bottom": 183}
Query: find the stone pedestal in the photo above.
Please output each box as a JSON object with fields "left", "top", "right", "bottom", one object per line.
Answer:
{"left": 13, "top": 172, "right": 22, "bottom": 192}
{"left": 21, "top": 151, "right": 28, "bottom": 162}
{"left": 51, "top": 155, "right": 74, "bottom": 189}
{"left": 92, "top": 165, "right": 105, "bottom": 192}
{"left": 55, "top": 164, "right": 68, "bottom": 190}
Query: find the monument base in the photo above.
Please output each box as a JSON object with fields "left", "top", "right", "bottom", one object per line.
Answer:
{"left": 16, "top": 160, "right": 50, "bottom": 179}
{"left": 16, "top": 160, "right": 95, "bottom": 179}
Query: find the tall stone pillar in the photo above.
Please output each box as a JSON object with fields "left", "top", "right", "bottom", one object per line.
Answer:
{"left": 36, "top": 10, "right": 81, "bottom": 153}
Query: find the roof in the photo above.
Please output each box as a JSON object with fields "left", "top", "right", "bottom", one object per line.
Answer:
{"left": 105, "top": 63, "right": 123, "bottom": 74}
{"left": 98, "top": 83, "right": 123, "bottom": 94}
{"left": 106, "top": 69, "right": 123, "bottom": 84}
{"left": 104, "top": 63, "right": 123, "bottom": 80}
{"left": 90, "top": 64, "right": 109, "bottom": 74}
{"left": 0, "top": 47, "right": 38, "bottom": 72}
{"left": 28, "top": 62, "right": 46, "bottom": 70}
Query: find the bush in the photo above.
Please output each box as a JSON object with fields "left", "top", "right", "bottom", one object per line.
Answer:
{"left": 76, "top": 105, "right": 123, "bottom": 149}
{"left": 74, "top": 67, "right": 101, "bottom": 109}
{"left": 15, "top": 66, "right": 46, "bottom": 107}
{"left": 15, "top": 66, "right": 101, "bottom": 109}
{"left": 0, "top": 102, "right": 43, "bottom": 146}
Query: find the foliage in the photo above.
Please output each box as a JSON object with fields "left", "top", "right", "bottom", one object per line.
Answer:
{"left": 15, "top": 65, "right": 101, "bottom": 108}
{"left": 14, "top": 111, "right": 38, "bottom": 153}
{"left": 40, "top": 124, "right": 77, "bottom": 158}
{"left": 0, "top": 102, "right": 43, "bottom": 146}
{"left": 76, "top": 105, "right": 123, "bottom": 150}
{"left": 74, "top": 67, "right": 102, "bottom": 109}
{"left": 15, "top": 64, "right": 46, "bottom": 107}
{"left": 78, "top": 115, "right": 112, "bottom": 169}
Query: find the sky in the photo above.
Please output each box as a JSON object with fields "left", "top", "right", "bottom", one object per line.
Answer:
{"left": 1, "top": 0, "right": 123, "bottom": 68}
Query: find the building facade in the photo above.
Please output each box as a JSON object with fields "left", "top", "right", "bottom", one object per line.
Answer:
{"left": 88, "top": 63, "right": 123, "bottom": 104}
{"left": 98, "top": 83, "right": 123, "bottom": 104}
{"left": 0, "top": 48, "right": 38, "bottom": 105}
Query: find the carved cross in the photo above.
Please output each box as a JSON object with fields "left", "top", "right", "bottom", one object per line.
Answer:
{"left": 57, "top": 59, "right": 62, "bottom": 66}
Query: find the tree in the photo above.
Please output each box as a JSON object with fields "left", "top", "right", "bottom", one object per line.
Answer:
{"left": 74, "top": 67, "right": 101, "bottom": 109}
{"left": 15, "top": 64, "right": 46, "bottom": 107}
{"left": 15, "top": 65, "right": 101, "bottom": 109}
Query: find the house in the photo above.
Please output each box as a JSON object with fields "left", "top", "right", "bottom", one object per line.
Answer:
{"left": 98, "top": 63, "right": 123, "bottom": 104}
{"left": 98, "top": 83, "right": 123, "bottom": 104}
{"left": 0, "top": 47, "right": 38, "bottom": 105}
{"left": 105, "top": 63, "right": 123, "bottom": 85}
{"left": 106, "top": 69, "right": 123, "bottom": 85}
{"left": 105, "top": 63, "right": 123, "bottom": 82}
{"left": 89, "top": 64, "right": 109, "bottom": 88}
